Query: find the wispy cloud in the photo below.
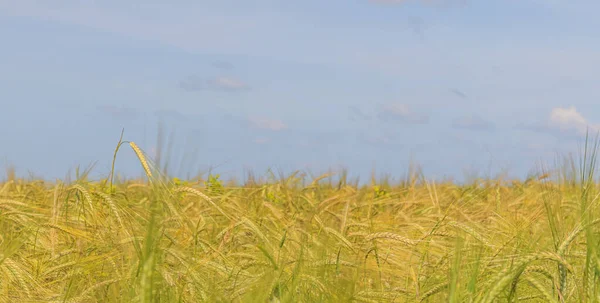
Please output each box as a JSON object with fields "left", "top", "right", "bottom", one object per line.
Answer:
{"left": 517, "top": 106, "right": 600, "bottom": 138}
{"left": 548, "top": 106, "right": 599, "bottom": 135}
{"left": 348, "top": 106, "right": 372, "bottom": 122}
{"left": 377, "top": 104, "right": 429, "bottom": 124}
{"left": 179, "top": 76, "right": 250, "bottom": 92}
{"left": 212, "top": 61, "right": 234, "bottom": 70}
{"left": 357, "top": 132, "right": 400, "bottom": 149}
{"left": 368, "top": 0, "right": 466, "bottom": 7}
{"left": 368, "top": 0, "right": 410, "bottom": 4}
{"left": 253, "top": 137, "right": 271, "bottom": 144}
{"left": 248, "top": 117, "right": 287, "bottom": 131}
{"left": 449, "top": 88, "right": 468, "bottom": 99}
{"left": 452, "top": 115, "right": 495, "bottom": 131}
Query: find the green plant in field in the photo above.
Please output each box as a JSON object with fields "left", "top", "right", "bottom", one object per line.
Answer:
{"left": 171, "top": 177, "right": 188, "bottom": 186}
{"left": 265, "top": 190, "right": 279, "bottom": 204}
{"left": 205, "top": 173, "right": 224, "bottom": 194}
{"left": 372, "top": 184, "right": 389, "bottom": 199}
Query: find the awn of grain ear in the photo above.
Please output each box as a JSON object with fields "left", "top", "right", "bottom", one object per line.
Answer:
{"left": 447, "top": 221, "right": 490, "bottom": 247}
{"left": 129, "top": 141, "right": 152, "bottom": 178}
{"left": 482, "top": 252, "right": 573, "bottom": 303}
{"left": 174, "top": 186, "right": 232, "bottom": 220}
{"left": 365, "top": 232, "right": 418, "bottom": 246}
{"left": 524, "top": 265, "right": 554, "bottom": 282}
{"left": 324, "top": 227, "right": 354, "bottom": 251}
{"left": 72, "top": 184, "right": 95, "bottom": 213}
{"left": 43, "top": 261, "right": 77, "bottom": 277}
{"left": 557, "top": 218, "right": 600, "bottom": 256}
{"left": 93, "top": 191, "right": 123, "bottom": 228}
{"left": 525, "top": 276, "right": 559, "bottom": 303}
{"left": 419, "top": 282, "right": 448, "bottom": 302}
{"left": 72, "top": 278, "right": 121, "bottom": 303}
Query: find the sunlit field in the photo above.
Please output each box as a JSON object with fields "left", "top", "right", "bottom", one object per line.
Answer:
{"left": 3, "top": 138, "right": 600, "bottom": 303}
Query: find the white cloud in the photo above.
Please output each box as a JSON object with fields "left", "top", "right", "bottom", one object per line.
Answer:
{"left": 248, "top": 117, "right": 287, "bottom": 131}
{"left": 368, "top": 0, "right": 467, "bottom": 7}
{"left": 211, "top": 77, "right": 249, "bottom": 91}
{"left": 253, "top": 137, "right": 270, "bottom": 144}
{"left": 369, "top": 0, "right": 409, "bottom": 3}
{"left": 179, "top": 76, "right": 250, "bottom": 92}
{"left": 212, "top": 61, "right": 234, "bottom": 70}
{"left": 520, "top": 106, "right": 600, "bottom": 138}
{"left": 377, "top": 104, "right": 429, "bottom": 124}
{"left": 0, "top": 1, "right": 365, "bottom": 66}
{"left": 0, "top": 1, "right": 258, "bottom": 54}
{"left": 548, "top": 106, "right": 599, "bottom": 135}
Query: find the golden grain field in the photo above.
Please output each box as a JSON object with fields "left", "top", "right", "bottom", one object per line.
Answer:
{"left": 2, "top": 140, "right": 600, "bottom": 302}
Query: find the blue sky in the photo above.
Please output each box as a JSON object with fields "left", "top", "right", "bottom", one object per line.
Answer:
{"left": 2, "top": 0, "right": 600, "bottom": 183}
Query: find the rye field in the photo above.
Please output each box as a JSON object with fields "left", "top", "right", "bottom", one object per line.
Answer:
{"left": 3, "top": 140, "right": 600, "bottom": 303}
